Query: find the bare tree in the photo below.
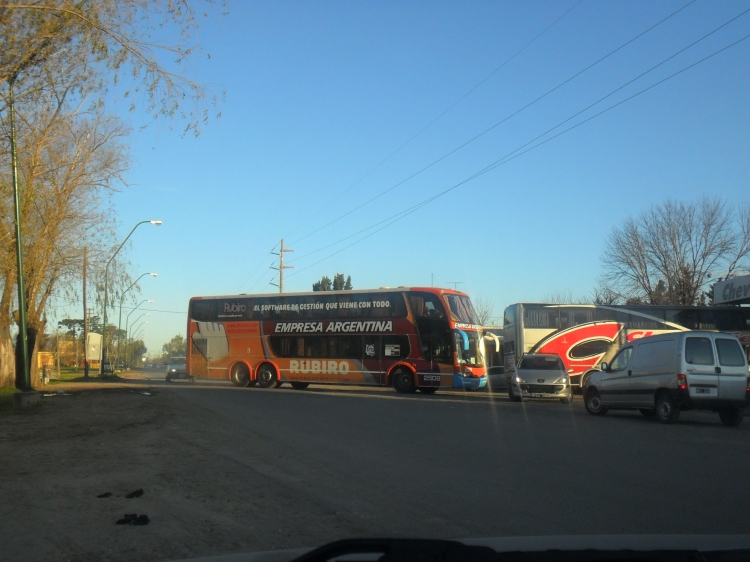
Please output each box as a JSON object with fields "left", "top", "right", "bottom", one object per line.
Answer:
{"left": 598, "top": 197, "right": 750, "bottom": 306}
{"left": 540, "top": 289, "right": 589, "bottom": 304}
{"left": 473, "top": 296, "right": 495, "bottom": 326}
{"left": 0, "top": 1, "right": 222, "bottom": 387}
{"left": 1, "top": 0, "right": 222, "bottom": 135}
{"left": 0, "top": 79, "right": 130, "bottom": 387}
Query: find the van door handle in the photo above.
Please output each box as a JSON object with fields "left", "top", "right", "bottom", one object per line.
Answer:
{"left": 628, "top": 370, "right": 632, "bottom": 376}
{"left": 715, "top": 366, "right": 721, "bottom": 374}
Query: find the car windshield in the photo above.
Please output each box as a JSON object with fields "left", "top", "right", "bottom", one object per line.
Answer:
{"left": 519, "top": 356, "right": 564, "bottom": 370}
{"left": 169, "top": 357, "right": 186, "bottom": 365}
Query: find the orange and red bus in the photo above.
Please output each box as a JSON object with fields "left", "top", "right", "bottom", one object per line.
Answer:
{"left": 186, "top": 287, "right": 487, "bottom": 393}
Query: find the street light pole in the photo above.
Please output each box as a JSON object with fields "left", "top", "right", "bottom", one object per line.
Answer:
{"left": 117, "top": 273, "right": 157, "bottom": 366}
{"left": 100, "top": 220, "right": 161, "bottom": 375}
{"left": 8, "top": 78, "right": 31, "bottom": 392}
{"left": 125, "top": 301, "right": 152, "bottom": 366}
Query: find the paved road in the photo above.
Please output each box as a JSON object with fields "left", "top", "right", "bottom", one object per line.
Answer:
{"left": 165, "top": 379, "right": 750, "bottom": 539}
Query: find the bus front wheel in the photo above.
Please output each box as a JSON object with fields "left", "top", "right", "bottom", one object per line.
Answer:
{"left": 230, "top": 363, "right": 250, "bottom": 387}
{"left": 392, "top": 368, "right": 416, "bottom": 393}
{"left": 256, "top": 364, "right": 277, "bottom": 389}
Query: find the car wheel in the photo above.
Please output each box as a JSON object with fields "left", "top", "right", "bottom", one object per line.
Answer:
{"left": 639, "top": 408, "right": 656, "bottom": 417}
{"left": 419, "top": 387, "right": 437, "bottom": 394}
{"left": 392, "top": 368, "right": 416, "bottom": 393}
{"left": 508, "top": 383, "right": 522, "bottom": 402}
{"left": 584, "top": 389, "right": 608, "bottom": 415}
{"left": 165, "top": 374, "right": 173, "bottom": 383}
{"left": 256, "top": 364, "right": 277, "bottom": 389}
{"left": 719, "top": 407, "right": 744, "bottom": 427}
{"left": 655, "top": 392, "right": 680, "bottom": 424}
{"left": 230, "top": 363, "right": 251, "bottom": 387}
{"left": 290, "top": 381, "right": 309, "bottom": 390}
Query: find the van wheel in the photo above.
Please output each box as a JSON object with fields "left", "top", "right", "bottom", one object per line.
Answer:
{"left": 639, "top": 408, "right": 656, "bottom": 417}
{"left": 419, "top": 387, "right": 437, "bottom": 394}
{"left": 256, "top": 364, "right": 277, "bottom": 389}
{"left": 655, "top": 392, "right": 680, "bottom": 424}
{"left": 392, "top": 368, "right": 416, "bottom": 393}
{"left": 230, "top": 363, "right": 250, "bottom": 387}
{"left": 584, "top": 389, "right": 607, "bottom": 415}
{"left": 508, "top": 384, "right": 522, "bottom": 402}
{"left": 719, "top": 408, "right": 744, "bottom": 427}
{"left": 291, "top": 382, "right": 309, "bottom": 390}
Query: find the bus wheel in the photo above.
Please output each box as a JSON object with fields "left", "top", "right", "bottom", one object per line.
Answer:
{"left": 392, "top": 368, "right": 416, "bottom": 393}
{"left": 230, "top": 363, "right": 251, "bottom": 387}
{"left": 291, "top": 382, "right": 310, "bottom": 390}
{"left": 256, "top": 364, "right": 277, "bottom": 388}
{"left": 419, "top": 387, "right": 437, "bottom": 394}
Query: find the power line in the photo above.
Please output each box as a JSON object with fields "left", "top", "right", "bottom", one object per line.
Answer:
{"left": 286, "top": 4, "right": 742, "bottom": 270}
{"left": 287, "top": 0, "right": 697, "bottom": 247}
{"left": 281, "top": 0, "right": 584, "bottom": 242}
{"left": 286, "top": 31, "right": 750, "bottom": 278}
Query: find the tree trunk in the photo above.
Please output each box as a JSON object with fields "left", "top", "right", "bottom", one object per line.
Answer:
{"left": 14, "top": 325, "right": 38, "bottom": 389}
{"left": 0, "top": 334, "right": 15, "bottom": 388}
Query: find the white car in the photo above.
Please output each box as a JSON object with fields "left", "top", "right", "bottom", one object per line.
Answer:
{"left": 165, "top": 356, "right": 189, "bottom": 382}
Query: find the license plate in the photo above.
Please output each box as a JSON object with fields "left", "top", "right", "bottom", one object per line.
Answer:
{"left": 690, "top": 387, "right": 716, "bottom": 396}
{"left": 531, "top": 393, "right": 545, "bottom": 398}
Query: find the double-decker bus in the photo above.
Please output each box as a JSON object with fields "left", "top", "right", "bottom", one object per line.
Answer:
{"left": 186, "top": 287, "right": 487, "bottom": 393}
{"left": 502, "top": 303, "right": 750, "bottom": 388}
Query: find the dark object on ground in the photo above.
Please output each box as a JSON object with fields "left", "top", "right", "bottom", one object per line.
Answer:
{"left": 116, "top": 513, "right": 150, "bottom": 525}
{"left": 96, "top": 492, "right": 113, "bottom": 498}
{"left": 125, "top": 488, "right": 144, "bottom": 498}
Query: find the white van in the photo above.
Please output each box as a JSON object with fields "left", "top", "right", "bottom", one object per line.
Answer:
{"left": 583, "top": 331, "right": 748, "bottom": 426}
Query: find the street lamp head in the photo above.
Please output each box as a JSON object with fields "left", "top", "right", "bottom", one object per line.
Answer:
{"left": 150, "top": 220, "right": 163, "bottom": 225}
{"left": 147, "top": 299, "right": 154, "bottom": 303}
{"left": 149, "top": 272, "right": 158, "bottom": 277}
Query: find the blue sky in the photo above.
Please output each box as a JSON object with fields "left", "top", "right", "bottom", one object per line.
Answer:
{"left": 64, "top": 0, "right": 750, "bottom": 356}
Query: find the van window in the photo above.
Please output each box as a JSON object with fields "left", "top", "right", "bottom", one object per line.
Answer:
{"left": 685, "top": 337, "right": 714, "bottom": 365}
{"left": 609, "top": 347, "right": 632, "bottom": 371}
{"left": 632, "top": 340, "right": 674, "bottom": 370}
{"left": 715, "top": 338, "right": 746, "bottom": 367}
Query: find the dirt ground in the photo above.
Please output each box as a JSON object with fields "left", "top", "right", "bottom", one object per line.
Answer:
{"left": 0, "top": 375, "right": 327, "bottom": 562}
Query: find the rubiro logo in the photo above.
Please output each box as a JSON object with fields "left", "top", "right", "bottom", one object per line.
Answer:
{"left": 224, "top": 303, "right": 246, "bottom": 313}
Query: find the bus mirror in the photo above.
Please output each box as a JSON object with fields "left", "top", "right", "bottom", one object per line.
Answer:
{"left": 600, "top": 362, "right": 609, "bottom": 372}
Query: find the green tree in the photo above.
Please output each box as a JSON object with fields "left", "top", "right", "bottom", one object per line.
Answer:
{"left": 313, "top": 273, "right": 352, "bottom": 291}
{"left": 161, "top": 334, "right": 186, "bottom": 361}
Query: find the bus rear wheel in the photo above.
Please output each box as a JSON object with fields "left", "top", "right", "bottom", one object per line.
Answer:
{"left": 291, "top": 382, "right": 310, "bottom": 390}
{"left": 256, "top": 364, "right": 277, "bottom": 389}
{"left": 392, "top": 368, "right": 416, "bottom": 393}
{"left": 230, "top": 363, "right": 250, "bottom": 387}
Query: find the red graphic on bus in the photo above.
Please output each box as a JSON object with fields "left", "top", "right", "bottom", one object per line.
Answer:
{"left": 532, "top": 322, "right": 623, "bottom": 376}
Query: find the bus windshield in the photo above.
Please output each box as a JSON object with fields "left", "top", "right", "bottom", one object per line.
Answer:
{"left": 454, "top": 330, "right": 483, "bottom": 367}
{"left": 444, "top": 294, "right": 479, "bottom": 325}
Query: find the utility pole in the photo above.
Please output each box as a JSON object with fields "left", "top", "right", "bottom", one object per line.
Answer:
{"left": 8, "top": 78, "right": 31, "bottom": 393}
{"left": 83, "top": 247, "right": 89, "bottom": 378}
{"left": 446, "top": 281, "right": 464, "bottom": 290}
{"left": 270, "top": 238, "right": 294, "bottom": 293}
